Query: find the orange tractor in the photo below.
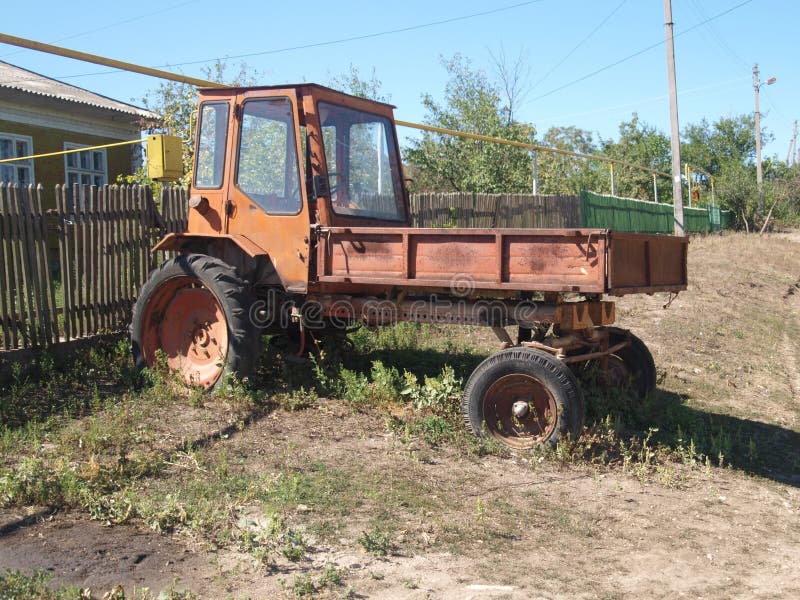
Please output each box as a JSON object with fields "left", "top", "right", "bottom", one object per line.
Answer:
{"left": 131, "top": 84, "right": 687, "bottom": 450}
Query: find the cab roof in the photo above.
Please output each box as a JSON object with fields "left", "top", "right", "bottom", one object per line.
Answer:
{"left": 196, "top": 82, "right": 397, "bottom": 110}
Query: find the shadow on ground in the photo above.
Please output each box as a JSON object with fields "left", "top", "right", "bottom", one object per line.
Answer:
{"left": 607, "top": 387, "right": 800, "bottom": 487}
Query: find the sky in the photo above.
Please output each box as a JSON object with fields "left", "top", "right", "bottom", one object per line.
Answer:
{"left": 0, "top": 0, "right": 795, "bottom": 161}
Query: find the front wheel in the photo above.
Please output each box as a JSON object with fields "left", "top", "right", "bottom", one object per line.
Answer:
{"left": 130, "top": 254, "right": 260, "bottom": 390}
{"left": 462, "top": 348, "right": 584, "bottom": 449}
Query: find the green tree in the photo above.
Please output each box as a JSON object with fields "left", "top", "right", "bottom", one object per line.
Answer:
{"left": 327, "top": 64, "right": 389, "bottom": 102}
{"left": 715, "top": 160, "right": 757, "bottom": 229}
{"left": 537, "top": 126, "right": 603, "bottom": 194}
{"left": 601, "top": 114, "right": 671, "bottom": 202}
{"left": 404, "top": 54, "right": 535, "bottom": 193}
{"left": 681, "top": 114, "right": 776, "bottom": 221}
{"left": 682, "top": 114, "right": 765, "bottom": 175}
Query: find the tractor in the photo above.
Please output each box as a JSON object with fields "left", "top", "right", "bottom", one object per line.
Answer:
{"left": 131, "top": 84, "right": 687, "bottom": 450}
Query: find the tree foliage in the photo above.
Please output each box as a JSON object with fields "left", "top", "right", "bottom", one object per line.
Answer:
{"left": 404, "top": 55, "right": 535, "bottom": 193}
{"left": 327, "top": 64, "right": 389, "bottom": 103}
{"left": 601, "top": 114, "right": 672, "bottom": 202}
{"left": 536, "top": 126, "right": 602, "bottom": 194}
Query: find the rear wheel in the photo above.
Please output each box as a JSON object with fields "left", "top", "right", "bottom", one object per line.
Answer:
{"left": 463, "top": 348, "right": 584, "bottom": 449}
{"left": 605, "top": 328, "right": 656, "bottom": 397}
{"left": 131, "top": 254, "right": 260, "bottom": 390}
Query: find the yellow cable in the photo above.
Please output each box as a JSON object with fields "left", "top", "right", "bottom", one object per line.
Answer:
{"left": 0, "top": 138, "right": 143, "bottom": 164}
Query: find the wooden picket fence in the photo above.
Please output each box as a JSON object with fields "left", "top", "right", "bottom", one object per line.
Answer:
{"left": 0, "top": 185, "right": 585, "bottom": 353}
{"left": 410, "top": 193, "right": 581, "bottom": 228}
{"left": 0, "top": 183, "right": 188, "bottom": 352}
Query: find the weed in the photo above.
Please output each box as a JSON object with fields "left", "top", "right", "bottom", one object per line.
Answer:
{"left": 0, "top": 569, "right": 82, "bottom": 599}
{"left": 387, "top": 415, "right": 455, "bottom": 447}
{"left": 292, "top": 574, "right": 316, "bottom": 597}
{"left": 237, "top": 511, "right": 308, "bottom": 566}
{"left": 319, "top": 564, "right": 344, "bottom": 588}
{"left": 83, "top": 488, "right": 135, "bottom": 526}
{"left": 402, "top": 578, "right": 419, "bottom": 589}
{"left": 357, "top": 525, "right": 392, "bottom": 556}
{"left": 400, "top": 365, "right": 462, "bottom": 416}
{"left": 369, "top": 360, "right": 403, "bottom": 402}
{"left": 276, "top": 387, "right": 318, "bottom": 412}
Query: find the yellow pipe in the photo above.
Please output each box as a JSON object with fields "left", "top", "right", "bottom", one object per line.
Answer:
{"left": 396, "top": 119, "right": 672, "bottom": 179}
{"left": 0, "top": 138, "right": 143, "bottom": 164}
{"left": 0, "top": 32, "right": 223, "bottom": 88}
{"left": 0, "top": 32, "right": 677, "bottom": 182}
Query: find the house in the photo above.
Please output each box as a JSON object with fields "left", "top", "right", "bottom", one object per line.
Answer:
{"left": 0, "top": 60, "right": 159, "bottom": 206}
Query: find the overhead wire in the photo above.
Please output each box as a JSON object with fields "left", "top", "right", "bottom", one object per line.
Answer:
{"left": 0, "top": 0, "right": 199, "bottom": 59}
{"left": 687, "top": 0, "right": 749, "bottom": 72}
{"left": 46, "top": 0, "right": 549, "bottom": 81}
{"left": 529, "top": 0, "right": 756, "bottom": 102}
{"left": 530, "top": 0, "right": 628, "bottom": 92}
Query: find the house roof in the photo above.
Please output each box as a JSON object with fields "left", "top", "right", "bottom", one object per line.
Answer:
{"left": 0, "top": 60, "right": 159, "bottom": 121}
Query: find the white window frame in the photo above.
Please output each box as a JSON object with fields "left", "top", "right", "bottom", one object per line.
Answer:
{"left": 0, "top": 132, "right": 35, "bottom": 185}
{"left": 64, "top": 142, "right": 107, "bottom": 187}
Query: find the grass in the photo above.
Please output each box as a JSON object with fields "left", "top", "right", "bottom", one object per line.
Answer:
{"left": 0, "top": 568, "right": 197, "bottom": 599}
{"left": 1, "top": 233, "right": 800, "bottom": 594}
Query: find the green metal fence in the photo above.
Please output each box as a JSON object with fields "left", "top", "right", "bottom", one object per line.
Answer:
{"left": 580, "top": 191, "right": 732, "bottom": 234}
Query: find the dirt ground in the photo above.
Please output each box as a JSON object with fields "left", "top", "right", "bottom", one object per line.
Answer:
{"left": 2, "top": 232, "right": 799, "bottom": 599}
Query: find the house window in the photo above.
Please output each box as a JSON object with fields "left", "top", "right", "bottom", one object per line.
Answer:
{"left": 0, "top": 133, "right": 34, "bottom": 185}
{"left": 64, "top": 143, "right": 107, "bottom": 187}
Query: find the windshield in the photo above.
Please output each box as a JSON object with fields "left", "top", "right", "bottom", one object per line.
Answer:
{"left": 318, "top": 102, "right": 405, "bottom": 221}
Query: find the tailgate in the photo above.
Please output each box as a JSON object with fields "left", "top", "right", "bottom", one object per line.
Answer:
{"left": 607, "top": 232, "right": 688, "bottom": 295}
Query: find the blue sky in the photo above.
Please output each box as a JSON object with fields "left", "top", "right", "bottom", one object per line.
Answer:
{"left": 0, "top": 0, "right": 795, "bottom": 160}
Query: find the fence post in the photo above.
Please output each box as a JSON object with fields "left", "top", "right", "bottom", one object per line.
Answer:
{"left": 711, "top": 175, "right": 716, "bottom": 204}
{"left": 685, "top": 164, "right": 692, "bottom": 208}
{"left": 609, "top": 163, "right": 616, "bottom": 196}
{"left": 653, "top": 174, "right": 659, "bottom": 203}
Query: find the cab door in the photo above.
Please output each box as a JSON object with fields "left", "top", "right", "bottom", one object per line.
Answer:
{"left": 225, "top": 89, "right": 310, "bottom": 293}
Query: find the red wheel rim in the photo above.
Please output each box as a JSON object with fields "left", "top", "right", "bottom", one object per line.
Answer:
{"left": 482, "top": 374, "right": 558, "bottom": 449}
{"left": 141, "top": 277, "right": 229, "bottom": 388}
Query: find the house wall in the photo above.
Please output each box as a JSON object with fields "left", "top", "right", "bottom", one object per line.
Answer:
{"left": 0, "top": 119, "right": 136, "bottom": 209}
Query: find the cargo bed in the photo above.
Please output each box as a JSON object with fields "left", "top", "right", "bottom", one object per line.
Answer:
{"left": 313, "top": 228, "right": 687, "bottom": 296}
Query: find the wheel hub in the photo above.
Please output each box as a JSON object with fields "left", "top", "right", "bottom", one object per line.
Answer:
{"left": 192, "top": 323, "right": 212, "bottom": 348}
{"left": 482, "top": 374, "right": 558, "bottom": 449}
{"left": 512, "top": 400, "right": 530, "bottom": 418}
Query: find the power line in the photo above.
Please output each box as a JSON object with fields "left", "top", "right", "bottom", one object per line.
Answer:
{"left": 48, "top": 0, "right": 548, "bottom": 81}
{"left": 531, "top": 0, "right": 628, "bottom": 91}
{"left": 530, "top": 0, "right": 756, "bottom": 102}
{"left": 0, "top": 0, "right": 199, "bottom": 59}
{"left": 687, "top": 0, "right": 749, "bottom": 72}
{"left": 535, "top": 77, "right": 747, "bottom": 124}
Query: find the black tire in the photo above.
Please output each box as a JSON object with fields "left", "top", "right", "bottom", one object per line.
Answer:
{"left": 463, "top": 347, "right": 584, "bottom": 449}
{"left": 607, "top": 327, "right": 656, "bottom": 398}
{"left": 130, "top": 254, "right": 260, "bottom": 390}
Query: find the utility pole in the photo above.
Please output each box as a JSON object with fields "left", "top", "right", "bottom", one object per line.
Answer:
{"left": 664, "top": 0, "right": 684, "bottom": 235}
{"left": 787, "top": 120, "right": 797, "bottom": 167}
{"left": 754, "top": 64, "right": 764, "bottom": 215}
{"left": 753, "top": 64, "right": 777, "bottom": 216}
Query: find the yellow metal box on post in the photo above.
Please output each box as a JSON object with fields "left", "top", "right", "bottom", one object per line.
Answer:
{"left": 147, "top": 134, "right": 183, "bottom": 181}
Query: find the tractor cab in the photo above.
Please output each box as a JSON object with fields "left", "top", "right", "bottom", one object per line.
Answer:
{"left": 155, "top": 84, "right": 408, "bottom": 293}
